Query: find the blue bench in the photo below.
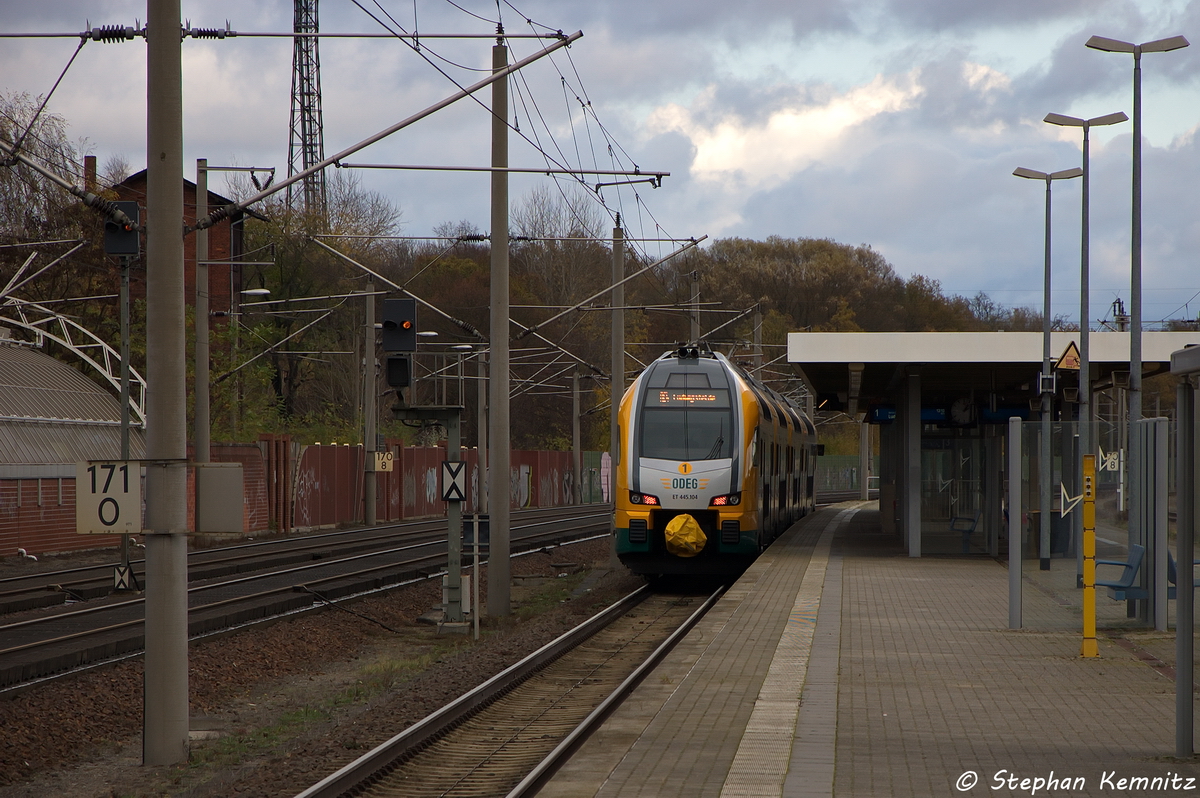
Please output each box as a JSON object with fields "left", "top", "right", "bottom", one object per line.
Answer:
{"left": 1167, "top": 551, "right": 1200, "bottom": 595}
{"left": 951, "top": 514, "right": 980, "bottom": 554}
{"left": 1096, "top": 546, "right": 1200, "bottom": 617}
{"left": 1099, "top": 544, "right": 1142, "bottom": 600}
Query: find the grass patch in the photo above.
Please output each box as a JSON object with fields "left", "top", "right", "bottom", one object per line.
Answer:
{"left": 512, "top": 571, "right": 588, "bottom": 619}
{"left": 190, "top": 706, "right": 329, "bottom": 770}
{"left": 188, "top": 634, "right": 474, "bottom": 773}
{"left": 356, "top": 638, "right": 473, "bottom": 692}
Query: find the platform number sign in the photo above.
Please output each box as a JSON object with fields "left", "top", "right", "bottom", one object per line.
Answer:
{"left": 76, "top": 461, "right": 141, "bottom": 535}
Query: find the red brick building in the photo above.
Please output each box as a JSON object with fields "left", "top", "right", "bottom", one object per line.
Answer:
{"left": 112, "top": 170, "right": 264, "bottom": 316}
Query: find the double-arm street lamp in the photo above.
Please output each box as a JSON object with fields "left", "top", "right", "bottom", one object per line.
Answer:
{"left": 1085, "top": 34, "right": 1188, "bottom": 554}
{"left": 1043, "top": 110, "right": 1128, "bottom": 579}
{"left": 1013, "top": 165, "right": 1083, "bottom": 570}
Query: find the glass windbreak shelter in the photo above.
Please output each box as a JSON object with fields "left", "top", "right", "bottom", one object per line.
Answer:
{"left": 1007, "top": 419, "right": 1178, "bottom": 631}
{"left": 918, "top": 430, "right": 990, "bottom": 555}
{"left": 899, "top": 414, "right": 1181, "bottom": 632}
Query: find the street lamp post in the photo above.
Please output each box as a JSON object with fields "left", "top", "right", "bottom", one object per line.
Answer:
{"left": 1086, "top": 34, "right": 1189, "bottom": 562}
{"left": 1014, "top": 165, "right": 1083, "bottom": 570}
{"left": 1043, "top": 110, "right": 1128, "bottom": 581}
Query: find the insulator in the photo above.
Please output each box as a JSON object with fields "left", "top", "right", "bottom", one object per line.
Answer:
{"left": 189, "top": 27, "right": 226, "bottom": 39}
{"left": 196, "top": 205, "right": 232, "bottom": 231}
{"left": 91, "top": 25, "right": 135, "bottom": 43}
{"left": 89, "top": 196, "right": 118, "bottom": 216}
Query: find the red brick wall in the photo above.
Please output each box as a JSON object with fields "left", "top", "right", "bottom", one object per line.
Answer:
{"left": 115, "top": 174, "right": 240, "bottom": 316}
{"left": 0, "top": 477, "right": 121, "bottom": 556}
{"left": 2, "top": 443, "right": 271, "bottom": 559}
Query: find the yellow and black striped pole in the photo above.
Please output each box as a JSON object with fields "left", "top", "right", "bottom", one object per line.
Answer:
{"left": 1081, "top": 454, "right": 1098, "bottom": 658}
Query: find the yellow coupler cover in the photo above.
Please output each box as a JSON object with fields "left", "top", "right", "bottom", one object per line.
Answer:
{"left": 664, "top": 513, "right": 706, "bottom": 557}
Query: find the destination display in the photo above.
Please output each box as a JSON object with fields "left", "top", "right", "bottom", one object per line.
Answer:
{"left": 651, "top": 389, "right": 730, "bottom": 407}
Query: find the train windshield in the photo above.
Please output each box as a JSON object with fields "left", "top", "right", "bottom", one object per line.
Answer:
{"left": 640, "top": 388, "right": 734, "bottom": 461}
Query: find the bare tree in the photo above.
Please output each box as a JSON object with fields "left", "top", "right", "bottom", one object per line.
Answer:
{"left": 101, "top": 154, "right": 130, "bottom": 187}
{"left": 0, "top": 91, "right": 89, "bottom": 240}
{"left": 511, "top": 184, "right": 608, "bottom": 308}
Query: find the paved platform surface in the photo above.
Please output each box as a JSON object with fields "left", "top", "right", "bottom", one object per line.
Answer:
{"left": 540, "top": 502, "right": 1200, "bottom": 798}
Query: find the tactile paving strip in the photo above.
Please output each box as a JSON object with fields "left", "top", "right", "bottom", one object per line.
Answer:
{"left": 719, "top": 507, "right": 858, "bottom": 798}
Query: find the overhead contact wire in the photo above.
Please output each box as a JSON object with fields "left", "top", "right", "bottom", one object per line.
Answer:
{"left": 7, "top": 38, "right": 87, "bottom": 161}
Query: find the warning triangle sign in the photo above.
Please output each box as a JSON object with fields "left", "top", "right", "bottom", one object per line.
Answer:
{"left": 1055, "top": 341, "right": 1081, "bottom": 371}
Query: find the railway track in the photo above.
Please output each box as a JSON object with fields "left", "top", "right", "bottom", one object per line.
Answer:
{"left": 0, "top": 505, "right": 609, "bottom": 617}
{"left": 294, "top": 584, "right": 723, "bottom": 798}
{"left": 0, "top": 506, "right": 611, "bottom": 691}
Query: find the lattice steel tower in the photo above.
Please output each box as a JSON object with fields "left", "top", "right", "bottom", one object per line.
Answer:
{"left": 287, "top": 0, "right": 327, "bottom": 214}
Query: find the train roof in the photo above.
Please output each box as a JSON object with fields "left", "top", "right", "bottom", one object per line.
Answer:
{"left": 647, "top": 347, "right": 811, "bottom": 430}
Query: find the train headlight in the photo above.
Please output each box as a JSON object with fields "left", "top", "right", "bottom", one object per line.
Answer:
{"left": 629, "top": 491, "right": 660, "bottom": 506}
{"left": 709, "top": 492, "right": 741, "bottom": 507}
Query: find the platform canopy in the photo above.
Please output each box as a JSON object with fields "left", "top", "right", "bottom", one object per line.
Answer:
{"left": 787, "top": 331, "right": 1200, "bottom": 420}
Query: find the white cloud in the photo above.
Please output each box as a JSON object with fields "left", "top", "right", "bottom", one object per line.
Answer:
{"left": 2, "top": 0, "right": 1198, "bottom": 323}
{"left": 648, "top": 72, "right": 924, "bottom": 191}
{"left": 962, "top": 61, "right": 1011, "bottom": 93}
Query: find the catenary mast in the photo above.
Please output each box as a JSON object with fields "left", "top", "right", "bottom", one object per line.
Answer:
{"left": 288, "top": 0, "right": 327, "bottom": 214}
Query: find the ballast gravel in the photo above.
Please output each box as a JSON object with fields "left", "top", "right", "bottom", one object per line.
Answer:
{"left": 0, "top": 536, "right": 640, "bottom": 798}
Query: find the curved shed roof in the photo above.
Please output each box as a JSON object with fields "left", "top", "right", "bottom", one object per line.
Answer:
{"left": 0, "top": 341, "right": 145, "bottom": 466}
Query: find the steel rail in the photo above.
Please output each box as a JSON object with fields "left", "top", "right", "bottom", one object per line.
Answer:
{"left": 0, "top": 508, "right": 610, "bottom": 609}
{"left": 292, "top": 585, "right": 652, "bottom": 798}
{"left": 291, "top": 584, "right": 723, "bottom": 798}
{"left": 0, "top": 543, "right": 447, "bottom": 657}
{"left": 0, "top": 515, "right": 610, "bottom": 653}
{"left": 0, "top": 513, "right": 604, "bottom": 662}
{"left": 0, "top": 531, "right": 613, "bottom": 695}
{"left": 506, "top": 585, "right": 725, "bottom": 797}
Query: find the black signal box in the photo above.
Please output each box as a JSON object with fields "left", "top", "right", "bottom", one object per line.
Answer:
{"left": 104, "top": 201, "right": 140, "bottom": 257}
{"left": 382, "top": 298, "right": 417, "bottom": 351}
{"left": 386, "top": 354, "right": 412, "bottom": 388}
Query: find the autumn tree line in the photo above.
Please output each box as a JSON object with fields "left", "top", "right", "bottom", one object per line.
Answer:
{"left": 2, "top": 92, "right": 1054, "bottom": 455}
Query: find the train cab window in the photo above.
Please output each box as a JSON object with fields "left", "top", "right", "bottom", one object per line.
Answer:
{"left": 640, "top": 389, "right": 733, "bottom": 461}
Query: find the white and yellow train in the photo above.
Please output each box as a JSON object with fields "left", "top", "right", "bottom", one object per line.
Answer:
{"left": 614, "top": 346, "right": 818, "bottom": 576}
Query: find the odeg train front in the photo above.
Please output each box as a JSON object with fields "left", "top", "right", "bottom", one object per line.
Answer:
{"left": 614, "top": 347, "right": 816, "bottom": 577}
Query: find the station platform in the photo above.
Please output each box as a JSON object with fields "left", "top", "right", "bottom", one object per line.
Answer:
{"left": 540, "top": 502, "right": 1200, "bottom": 797}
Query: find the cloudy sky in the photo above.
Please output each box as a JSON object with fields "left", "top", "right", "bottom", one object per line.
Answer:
{"left": 2, "top": 0, "right": 1199, "bottom": 327}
